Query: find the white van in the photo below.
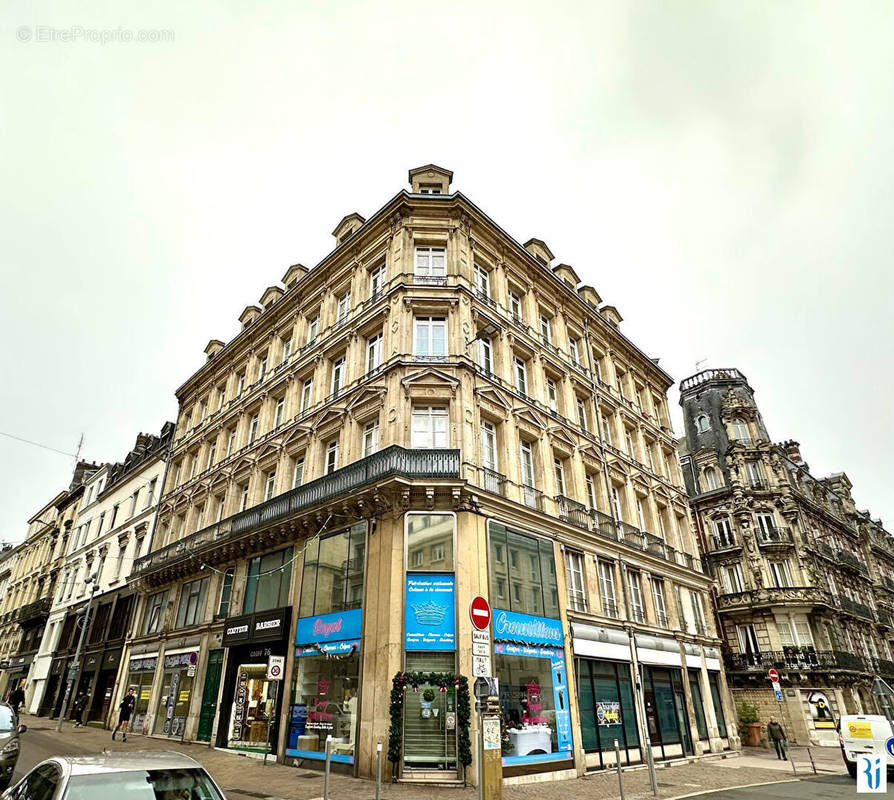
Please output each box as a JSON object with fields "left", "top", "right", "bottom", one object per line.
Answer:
{"left": 838, "top": 714, "right": 894, "bottom": 778}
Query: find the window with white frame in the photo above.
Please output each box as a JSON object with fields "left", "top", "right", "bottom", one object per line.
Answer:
{"left": 306, "top": 314, "right": 319, "bottom": 344}
{"left": 577, "top": 398, "right": 589, "bottom": 432}
{"left": 651, "top": 577, "right": 668, "bottom": 626}
{"left": 565, "top": 550, "right": 588, "bottom": 612}
{"left": 696, "top": 414, "right": 710, "bottom": 433}
{"left": 367, "top": 332, "right": 383, "bottom": 373}
{"left": 585, "top": 474, "right": 598, "bottom": 509}
{"left": 636, "top": 497, "right": 648, "bottom": 531}
{"left": 480, "top": 421, "right": 497, "bottom": 471}
{"left": 509, "top": 291, "right": 523, "bottom": 321}
{"left": 217, "top": 385, "right": 226, "bottom": 412}
{"left": 539, "top": 313, "right": 552, "bottom": 344}
{"left": 248, "top": 413, "right": 259, "bottom": 444}
{"left": 546, "top": 378, "right": 558, "bottom": 411}
{"left": 225, "top": 429, "right": 236, "bottom": 458}
{"left": 737, "top": 624, "right": 760, "bottom": 655}
{"left": 236, "top": 372, "right": 246, "bottom": 396}
{"left": 300, "top": 378, "right": 313, "bottom": 412}
{"left": 414, "top": 317, "right": 447, "bottom": 360}
{"left": 611, "top": 486, "right": 624, "bottom": 522}
{"left": 239, "top": 483, "right": 250, "bottom": 511}
{"left": 598, "top": 560, "right": 618, "bottom": 617}
{"left": 257, "top": 354, "right": 268, "bottom": 383}
{"left": 477, "top": 337, "right": 492, "bottom": 374}
{"left": 616, "top": 368, "right": 627, "bottom": 398}
{"left": 568, "top": 338, "right": 579, "bottom": 365}
{"left": 746, "top": 461, "right": 764, "bottom": 488}
{"left": 601, "top": 413, "right": 614, "bottom": 446}
{"left": 721, "top": 563, "right": 745, "bottom": 594}
{"left": 625, "top": 429, "right": 636, "bottom": 458}
{"left": 414, "top": 246, "right": 446, "bottom": 280}
{"left": 713, "top": 517, "right": 734, "bottom": 546}
{"left": 553, "top": 458, "right": 566, "bottom": 496}
{"left": 730, "top": 417, "right": 750, "bottom": 440}
{"left": 363, "top": 420, "right": 379, "bottom": 457}
{"left": 331, "top": 357, "right": 345, "bottom": 396}
{"left": 280, "top": 336, "right": 292, "bottom": 365}
{"left": 756, "top": 513, "right": 776, "bottom": 540}
{"left": 337, "top": 290, "right": 351, "bottom": 323}
{"left": 273, "top": 397, "right": 285, "bottom": 428}
{"left": 264, "top": 469, "right": 276, "bottom": 501}
{"left": 205, "top": 442, "right": 216, "bottom": 470}
{"left": 473, "top": 264, "right": 490, "bottom": 297}
{"left": 704, "top": 466, "right": 719, "bottom": 491}
{"left": 690, "top": 591, "right": 707, "bottom": 633}
{"left": 520, "top": 441, "right": 535, "bottom": 487}
{"left": 369, "top": 264, "right": 385, "bottom": 298}
{"left": 325, "top": 439, "right": 340, "bottom": 474}
{"left": 514, "top": 357, "right": 528, "bottom": 395}
{"left": 627, "top": 570, "right": 645, "bottom": 623}
{"left": 411, "top": 406, "right": 448, "bottom": 448}
{"left": 292, "top": 457, "right": 305, "bottom": 488}
{"left": 769, "top": 559, "right": 793, "bottom": 588}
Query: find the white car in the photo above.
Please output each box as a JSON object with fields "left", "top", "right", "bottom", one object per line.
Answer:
{"left": 838, "top": 714, "right": 894, "bottom": 779}
{"left": 2, "top": 751, "right": 226, "bottom": 799}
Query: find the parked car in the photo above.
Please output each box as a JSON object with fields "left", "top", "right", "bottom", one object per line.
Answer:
{"left": 0, "top": 704, "right": 26, "bottom": 790}
{"left": 1, "top": 752, "right": 226, "bottom": 799}
{"left": 838, "top": 713, "right": 894, "bottom": 779}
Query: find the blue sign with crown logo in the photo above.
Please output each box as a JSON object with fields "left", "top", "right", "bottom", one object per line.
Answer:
{"left": 405, "top": 573, "right": 456, "bottom": 651}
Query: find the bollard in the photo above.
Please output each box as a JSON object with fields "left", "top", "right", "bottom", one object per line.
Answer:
{"left": 376, "top": 741, "right": 383, "bottom": 800}
{"left": 615, "top": 739, "right": 625, "bottom": 800}
{"left": 806, "top": 746, "right": 816, "bottom": 774}
{"left": 323, "top": 735, "right": 332, "bottom": 800}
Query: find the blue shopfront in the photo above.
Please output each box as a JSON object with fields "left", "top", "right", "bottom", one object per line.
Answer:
{"left": 487, "top": 520, "right": 573, "bottom": 774}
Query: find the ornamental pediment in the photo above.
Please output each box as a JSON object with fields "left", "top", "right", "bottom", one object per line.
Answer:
{"left": 546, "top": 425, "right": 577, "bottom": 453}
{"left": 346, "top": 387, "right": 387, "bottom": 416}
{"left": 474, "top": 385, "right": 513, "bottom": 413}
{"left": 400, "top": 367, "right": 460, "bottom": 397}
{"left": 512, "top": 406, "right": 546, "bottom": 432}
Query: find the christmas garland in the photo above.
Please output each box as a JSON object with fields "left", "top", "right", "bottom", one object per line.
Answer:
{"left": 388, "top": 671, "right": 472, "bottom": 775}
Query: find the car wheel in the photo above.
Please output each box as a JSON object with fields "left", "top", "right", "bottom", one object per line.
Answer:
{"left": 846, "top": 761, "right": 857, "bottom": 779}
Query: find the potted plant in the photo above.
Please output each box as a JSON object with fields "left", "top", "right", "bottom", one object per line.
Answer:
{"left": 421, "top": 688, "right": 435, "bottom": 718}
{"left": 737, "top": 701, "right": 762, "bottom": 746}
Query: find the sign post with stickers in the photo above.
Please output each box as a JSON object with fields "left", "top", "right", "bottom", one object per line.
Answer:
{"left": 263, "top": 655, "right": 285, "bottom": 766}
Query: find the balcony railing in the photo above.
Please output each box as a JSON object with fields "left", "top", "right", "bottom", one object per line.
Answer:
{"left": 877, "top": 609, "right": 894, "bottom": 629}
{"left": 839, "top": 595, "right": 876, "bottom": 621}
{"left": 413, "top": 274, "right": 447, "bottom": 286}
{"left": 709, "top": 534, "right": 739, "bottom": 551}
{"left": 726, "top": 649, "right": 867, "bottom": 673}
{"left": 592, "top": 510, "right": 618, "bottom": 541}
{"left": 556, "top": 495, "right": 590, "bottom": 529}
{"left": 17, "top": 597, "right": 51, "bottom": 624}
{"left": 873, "top": 657, "right": 894, "bottom": 676}
{"left": 480, "top": 468, "right": 508, "bottom": 497}
{"left": 616, "top": 521, "right": 645, "bottom": 550}
{"left": 884, "top": 576, "right": 894, "bottom": 592}
{"left": 521, "top": 485, "right": 543, "bottom": 511}
{"left": 601, "top": 597, "right": 620, "bottom": 619}
{"left": 134, "top": 446, "right": 461, "bottom": 577}
{"left": 837, "top": 549, "right": 870, "bottom": 576}
{"left": 756, "top": 527, "right": 793, "bottom": 545}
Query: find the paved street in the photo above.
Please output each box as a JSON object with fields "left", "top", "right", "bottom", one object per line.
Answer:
{"left": 706, "top": 774, "right": 877, "bottom": 798}
{"left": 7, "top": 715, "right": 852, "bottom": 800}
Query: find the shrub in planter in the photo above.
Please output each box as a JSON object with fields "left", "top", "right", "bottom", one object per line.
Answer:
{"left": 423, "top": 688, "right": 436, "bottom": 702}
{"left": 736, "top": 701, "right": 762, "bottom": 746}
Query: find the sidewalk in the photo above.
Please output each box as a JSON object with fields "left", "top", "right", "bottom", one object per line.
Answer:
{"left": 20, "top": 716, "right": 842, "bottom": 800}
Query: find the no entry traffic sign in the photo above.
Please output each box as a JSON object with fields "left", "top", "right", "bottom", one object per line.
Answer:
{"left": 768, "top": 668, "right": 779, "bottom": 683}
{"left": 470, "top": 596, "right": 492, "bottom": 630}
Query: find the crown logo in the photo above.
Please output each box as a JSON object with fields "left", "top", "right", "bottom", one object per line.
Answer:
{"left": 412, "top": 600, "right": 446, "bottom": 626}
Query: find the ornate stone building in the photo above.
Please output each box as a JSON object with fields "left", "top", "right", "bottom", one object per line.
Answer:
{"left": 127, "top": 165, "right": 727, "bottom": 786}
{"left": 679, "top": 368, "right": 892, "bottom": 744}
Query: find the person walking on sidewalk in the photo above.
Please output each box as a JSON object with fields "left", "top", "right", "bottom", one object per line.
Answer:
{"left": 112, "top": 688, "right": 136, "bottom": 742}
{"left": 7, "top": 682, "right": 25, "bottom": 715}
{"left": 767, "top": 717, "right": 788, "bottom": 760}
{"left": 72, "top": 691, "right": 88, "bottom": 727}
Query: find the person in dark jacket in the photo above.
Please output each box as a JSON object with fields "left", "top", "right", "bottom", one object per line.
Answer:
{"left": 112, "top": 688, "right": 136, "bottom": 741}
{"left": 767, "top": 717, "right": 787, "bottom": 760}
{"left": 7, "top": 683, "right": 25, "bottom": 715}
{"left": 72, "top": 691, "right": 88, "bottom": 727}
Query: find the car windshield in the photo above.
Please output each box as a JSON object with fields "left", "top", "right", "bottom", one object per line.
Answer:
{"left": 64, "top": 768, "right": 224, "bottom": 800}
{"left": 0, "top": 706, "right": 15, "bottom": 732}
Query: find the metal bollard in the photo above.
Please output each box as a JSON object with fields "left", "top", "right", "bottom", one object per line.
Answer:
{"left": 323, "top": 735, "right": 332, "bottom": 800}
{"left": 806, "top": 746, "right": 816, "bottom": 774}
{"left": 615, "top": 739, "right": 625, "bottom": 800}
{"left": 376, "top": 741, "right": 383, "bottom": 800}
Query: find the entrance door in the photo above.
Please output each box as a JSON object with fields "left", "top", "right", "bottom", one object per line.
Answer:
{"left": 402, "top": 653, "right": 458, "bottom": 774}
{"left": 197, "top": 649, "right": 224, "bottom": 742}
{"left": 673, "top": 688, "right": 693, "bottom": 756}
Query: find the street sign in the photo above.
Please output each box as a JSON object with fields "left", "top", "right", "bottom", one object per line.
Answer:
{"left": 774, "top": 687, "right": 783, "bottom": 702}
{"left": 187, "top": 664, "right": 197, "bottom": 678}
{"left": 470, "top": 596, "right": 491, "bottom": 630}
{"left": 472, "top": 642, "right": 490, "bottom": 656}
{"left": 473, "top": 654, "right": 491, "bottom": 678}
{"left": 768, "top": 668, "right": 779, "bottom": 682}
{"left": 267, "top": 655, "right": 285, "bottom": 681}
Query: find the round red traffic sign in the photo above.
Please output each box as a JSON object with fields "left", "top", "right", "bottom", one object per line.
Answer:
{"left": 470, "top": 596, "right": 491, "bottom": 630}
{"left": 768, "top": 668, "right": 779, "bottom": 682}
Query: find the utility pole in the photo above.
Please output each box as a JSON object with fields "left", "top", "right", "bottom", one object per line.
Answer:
{"left": 56, "top": 574, "right": 96, "bottom": 732}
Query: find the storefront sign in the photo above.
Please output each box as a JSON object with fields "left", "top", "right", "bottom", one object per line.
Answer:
{"left": 295, "top": 608, "right": 363, "bottom": 645}
{"left": 493, "top": 609, "right": 563, "bottom": 646}
{"left": 231, "top": 670, "right": 248, "bottom": 742}
{"left": 405, "top": 573, "right": 456, "bottom": 651}
{"left": 223, "top": 607, "right": 292, "bottom": 647}
{"left": 295, "top": 640, "right": 360, "bottom": 657}
{"left": 596, "top": 701, "right": 621, "bottom": 726}
{"left": 483, "top": 717, "right": 501, "bottom": 750}
{"left": 164, "top": 651, "right": 198, "bottom": 669}
{"left": 128, "top": 655, "right": 159, "bottom": 672}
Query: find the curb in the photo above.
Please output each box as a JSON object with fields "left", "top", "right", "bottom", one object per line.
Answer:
{"left": 665, "top": 778, "right": 801, "bottom": 800}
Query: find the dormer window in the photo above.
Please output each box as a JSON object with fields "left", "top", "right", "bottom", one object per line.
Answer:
{"left": 419, "top": 184, "right": 441, "bottom": 195}
{"left": 408, "top": 164, "right": 453, "bottom": 194}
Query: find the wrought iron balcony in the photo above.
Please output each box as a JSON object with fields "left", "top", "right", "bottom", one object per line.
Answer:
{"left": 837, "top": 549, "right": 870, "bottom": 576}
{"left": 480, "top": 467, "right": 508, "bottom": 497}
{"left": 877, "top": 609, "right": 894, "bottom": 629}
{"left": 134, "top": 446, "right": 460, "bottom": 579}
{"left": 17, "top": 597, "right": 51, "bottom": 625}
{"left": 809, "top": 539, "right": 835, "bottom": 560}
{"left": 555, "top": 495, "right": 590, "bottom": 529}
{"left": 592, "top": 510, "right": 618, "bottom": 541}
{"left": 756, "top": 527, "right": 793, "bottom": 546}
{"left": 838, "top": 595, "right": 876, "bottom": 621}
{"left": 616, "top": 521, "right": 645, "bottom": 550}
{"left": 873, "top": 657, "right": 894, "bottom": 676}
{"left": 726, "top": 649, "right": 867, "bottom": 673}
{"left": 521, "top": 484, "right": 543, "bottom": 511}
{"left": 708, "top": 533, "right": 740, "bottom": 552}
{"left": 884, "top": 576, "right": 894, "bottom": 593}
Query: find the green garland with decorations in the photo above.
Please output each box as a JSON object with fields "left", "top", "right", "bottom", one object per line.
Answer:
{"left": 388, "top": 671, "right": 472, "bottom": 775}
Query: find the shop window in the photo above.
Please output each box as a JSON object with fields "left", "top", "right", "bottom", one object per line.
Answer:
{"left": 488, "top": 524, "right": 559, "bottom": 619}
{"left": 123, "top": 655, "right": 157, "bottom": 735}
{"left": 298, "top": 523, "right": 367, "bottom": 618}
{"left": 153, "top": 651, "right": 197, "bottom": 736}
{"left": 288, "top": 652, "right": 360, "bottom": 764}
{"left": 243, "top": 547, "right": 293, "bottom": 615}
{"left": 227, "top": 662, "right": 278, "bottom": 752}
{"left": 142, "top": 590, "right": 167, "bottom": 635}
{"left": 175, "top": 577, "right": 209, "bottom": 628}
{"left": 407, "top": 513, "right": 455, "bottom": 572}
{"left": 708, "top": 673, "right": 727, "bottom": 737}
{"left": 575, "top": 658, "right": 639, "bottom": 763}
{"left": 217, "top": 568, "right": 235, "bottom": 618}
{"left": 687, "top": 670, "right": 708, "bottom": 740}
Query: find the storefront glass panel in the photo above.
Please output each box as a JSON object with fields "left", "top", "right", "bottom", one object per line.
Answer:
{"left": 287, "top": 652, "right": 359, "bottom": 763}
{"left": 708, "top": 673, "right": 727, "bottom": 737}
{"left": 226, "top": 663, "right": 276, "bottom": 751}
{"left": 575, "top": 658, "right": 639, "bottom": 766}
{"left": 124, "top": 655, "right": 158, "bottom": 735}
{"left": 153, "top": 651, "right": 197, "bottom": 736}
{"left": 688, "top": 670, "right": 708, "bottom": 740}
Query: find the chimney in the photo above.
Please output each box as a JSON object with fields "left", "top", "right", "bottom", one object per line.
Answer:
{"left": 783, "top": 440, "right": 803, "bottom": 464}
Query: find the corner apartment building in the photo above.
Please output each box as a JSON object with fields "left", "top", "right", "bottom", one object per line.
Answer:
{"left": 127, "top": 165, "right": 728, "bottom": 786}
{"left": 33, "top": 425, "right": 172, "bottom": 724}
{"left": 679, "top": 368, "right": 893, "bottom": 744}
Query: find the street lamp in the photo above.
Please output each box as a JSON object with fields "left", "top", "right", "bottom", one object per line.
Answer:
{"left": 55, "top": 572, "right": 98, "bottom": 732}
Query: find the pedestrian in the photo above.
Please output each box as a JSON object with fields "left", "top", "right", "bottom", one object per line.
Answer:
{"left": 7, "top": 682, "right": 25, "bottom": 715}
{"left": 767, "top": 716, "right": 787, "bottom": 760}
{"left": 72, "top": 690, "right": 88, "bottom": 727}
{"left": 112, "top": 688, "right": 136, "bottom": 742}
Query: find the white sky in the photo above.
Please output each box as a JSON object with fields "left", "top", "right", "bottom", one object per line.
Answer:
{"left": 2, "top": 1, "right": 892, "bottom": 540}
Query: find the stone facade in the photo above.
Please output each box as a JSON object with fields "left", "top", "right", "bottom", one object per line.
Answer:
{"left": 679, "top": 367, "right": 892, "bottom": 745}
{"left": 125, "top": 165, "right": 730, "bottom": 784}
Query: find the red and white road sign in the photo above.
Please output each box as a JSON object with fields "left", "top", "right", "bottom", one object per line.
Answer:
{"left": 768, "top": 668, "right": 779, "bottom": 683}
{"left": 470, "top": 596, "right": 492, "bottom": 630}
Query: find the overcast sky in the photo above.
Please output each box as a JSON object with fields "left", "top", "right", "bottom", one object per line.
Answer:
{"left": 2, "top": 1, "right": 892, "bottom": 540}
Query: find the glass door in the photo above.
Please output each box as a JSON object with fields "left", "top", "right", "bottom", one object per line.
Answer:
{"left": 402, "top": 652, "right": 457, "bottom": 773}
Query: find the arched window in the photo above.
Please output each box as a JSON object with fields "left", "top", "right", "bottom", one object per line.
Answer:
{"left": 704, "top": 467, "right": 719, "bottom": 491}
{"left": 730, "top": 417, "right": 749, "bottom": 440}
{"left": 696, "top": 414, "right": 710, "bottom": 433}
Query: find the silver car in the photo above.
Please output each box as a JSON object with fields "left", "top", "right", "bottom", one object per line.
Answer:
{"left": 2, "top": 751, "right": 226, "bottom": 799}
{"left": 0, "top": 704, "right": 25, "bottom": 790}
